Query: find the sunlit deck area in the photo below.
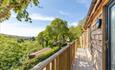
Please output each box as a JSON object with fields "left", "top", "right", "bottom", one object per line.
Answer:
{"left": 31, "top": 41, "right": 95, "bottom": 70}
{"left": 72, "top": 48, "right": 94, "bottom": 70}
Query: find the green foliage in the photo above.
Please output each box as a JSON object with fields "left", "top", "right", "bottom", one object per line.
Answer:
{"left": 0, "top": 34, "right": 60, "bottom": 70}
{"left": 0, "top": 34, "right": 42, "bottom": 70}
{"left": 69, "top": 18, "right": 86, "bottom": 40}
{"left": 0, "top": 0, "right": 39, "bottom": 22}
{"left": 69, "top": 25, "right": 83, "bottom": 39}
{"left": 0, "top": 17, "right": 86, "bottom": 70}
{"left": 37, "top": 18, "right": 72, "bottom": 48}
{"left": 19, "top": 47, "right": 60, "bottom": 70}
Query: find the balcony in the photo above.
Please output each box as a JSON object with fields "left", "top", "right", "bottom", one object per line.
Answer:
{"left": 31, "top": 40, "right": 94, "bottom": 70}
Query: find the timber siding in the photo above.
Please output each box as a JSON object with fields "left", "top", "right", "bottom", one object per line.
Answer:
{"left": 83, "top": 0, "right": 110, "bottom": 70}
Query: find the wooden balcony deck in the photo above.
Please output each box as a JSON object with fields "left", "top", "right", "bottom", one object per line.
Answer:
{"left": 72, "top": 48, "right": 94, "bottom": 70}
{"left": 31, "top": 41, "right": 94, "bottom": 70}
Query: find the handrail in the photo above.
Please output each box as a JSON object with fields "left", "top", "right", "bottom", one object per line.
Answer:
{"left": 31, "top": 45, "right": 69, "bottom": 70}
{"left": 31, "top": 41, "right": 76, "bottom": 70}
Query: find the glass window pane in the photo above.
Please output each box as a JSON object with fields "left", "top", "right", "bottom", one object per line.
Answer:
{"left": 111, "top": 4, "right": 115, "bottom": 70}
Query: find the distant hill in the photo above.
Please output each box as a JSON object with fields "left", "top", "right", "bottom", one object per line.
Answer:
{"left": 0, "top": 33, "right": 35, "bottom": 41}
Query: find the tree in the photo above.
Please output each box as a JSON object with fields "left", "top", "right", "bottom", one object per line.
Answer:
{"left": 0, "top": 34, "right": 43, "bottom": 70}
{"left": 37, "top": 18, "right": 72, "bottom": 48}
{"left": 0, "top": 0, "right": 39, "bottom": 22}
{"left": 37, "top": 31, "right": 46, "bottom": 48}
{"left": 69, "top": 18, "right": 86, "bottom": 40}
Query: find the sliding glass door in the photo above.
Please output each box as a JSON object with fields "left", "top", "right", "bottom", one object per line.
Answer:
{"left": 111, "top": 3, "right": 115, "bottom": 70}
{"left": 106, "top": 0, "right": 115, "bottom": 70}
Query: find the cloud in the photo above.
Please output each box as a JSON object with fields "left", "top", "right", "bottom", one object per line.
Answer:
{"left": 11, "top": 13, "right": 16, "bottom": 18}
{"left": 68, "top": 21, "right": 79, "bottom": 27}
{"left": 76, "top": 0, "right": 91, "bottom": 8}
{"left": 59, "top": 10, "right": 70, "bottom": 16}
{"left": 11, "top": 12, "right": 55, "bottom": 21}
{"left": 0, "top": 22, "right": 45, "bottom": 37}
{"left": 30, "top": 13, "right": 55, "bottom": 21}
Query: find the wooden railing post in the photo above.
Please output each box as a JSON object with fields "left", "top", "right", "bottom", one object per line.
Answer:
{"left": 59, "top": 52, "right": 65, "bottom": 70}
{"left": 52, "top": 59, "right": 56, "bottom": 70}
{"left": 72, "top": 42, "right": 75, "bottom": 64}
{"left": 46, "top": 63, "right": 50, "bottom": 70}
{"left": 67, "top": 46, "right": 71, "bottom": 70}
{"left": 64, "top": 50, "right": 68, "bottom": 70}
{"left": 56, "top": 56, "right": 59, "bottom": 70}
{"left": 70, "top": 44, "right": 73, "bottom": 69}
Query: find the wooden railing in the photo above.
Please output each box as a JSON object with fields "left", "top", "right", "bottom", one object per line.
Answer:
{"left": 31, "top": 41, "right": 77, "bottom": 70}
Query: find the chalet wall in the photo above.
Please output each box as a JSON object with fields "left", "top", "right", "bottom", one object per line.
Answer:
{"left": 83, "top": 0, "right": 111, "bottom": 70}
{"left": 90, "top": 24, "right": 103, "bottom": 70}
{"left": 88, "top": 8, "right": 103, "bottom": 70}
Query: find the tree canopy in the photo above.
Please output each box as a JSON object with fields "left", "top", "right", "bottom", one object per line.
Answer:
{"left": 69, "top": 18, "right": 86, "bottom": 40}
{"left": 0, "top": 0, "right": 39, "bottom": 22}
{"left": 37, "top": 18, "right": 72, "bottom": 48}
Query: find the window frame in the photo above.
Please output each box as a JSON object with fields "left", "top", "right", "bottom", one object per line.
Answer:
{"left": 106, "top": 0, "right": 115, "bottom": 70}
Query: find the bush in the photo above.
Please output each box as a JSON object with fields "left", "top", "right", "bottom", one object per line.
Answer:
{"left": 0, "top": 33, "right": 61, "bottom": 70}
{"left": 0, "top": 35, "right": 43, "bottom": 70}
{"left": 21, "top": 47, "right": 60, "bottom": 70}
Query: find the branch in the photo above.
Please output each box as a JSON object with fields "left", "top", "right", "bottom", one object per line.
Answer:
{"left": 0, "top": 0, "right": 30, "bottom": 21}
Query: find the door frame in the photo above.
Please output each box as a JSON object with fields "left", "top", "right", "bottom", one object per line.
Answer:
{"left": 106, "top": 0, "right": 115, "bottom": 70}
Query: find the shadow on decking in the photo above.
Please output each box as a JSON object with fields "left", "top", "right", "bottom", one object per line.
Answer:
{"left": 72, "top": 48, "right": 94, "bottom": 70}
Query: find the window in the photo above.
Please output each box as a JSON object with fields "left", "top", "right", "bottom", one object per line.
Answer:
{"left": 111, "top": 4, "right": 115, "bottom": 70}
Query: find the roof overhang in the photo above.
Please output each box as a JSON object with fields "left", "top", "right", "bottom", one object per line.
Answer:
{"left": 83, "top": 0, "right": 109, "bottom": 30}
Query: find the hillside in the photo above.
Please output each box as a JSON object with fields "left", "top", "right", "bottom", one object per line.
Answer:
{"left": 0, "top": 33, "right": 35, "bottom": 40}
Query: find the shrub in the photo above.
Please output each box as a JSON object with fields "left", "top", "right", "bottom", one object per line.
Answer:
{"left": 19, "top": 47, "right": 60, "bottom": 70}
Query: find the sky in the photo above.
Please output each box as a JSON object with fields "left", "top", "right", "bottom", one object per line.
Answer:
{"left": 0, "top": 0, "right": 91, "bottom": 37}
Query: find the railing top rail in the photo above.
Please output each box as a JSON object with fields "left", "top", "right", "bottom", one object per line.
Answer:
{"left": 31, "top": 42, "right": 74, "bottom": 70}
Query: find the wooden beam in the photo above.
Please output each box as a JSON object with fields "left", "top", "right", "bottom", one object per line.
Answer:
{"left": 84, "top": 0, "right": 109, "bottom": 30}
